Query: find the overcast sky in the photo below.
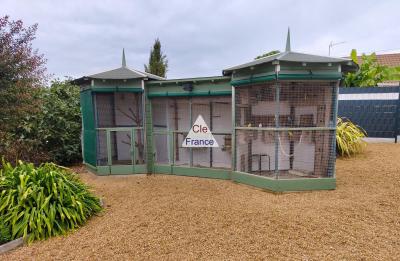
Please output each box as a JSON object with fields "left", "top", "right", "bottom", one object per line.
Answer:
{"left": 3, "top": 0, "right": 400, "bottom": 80}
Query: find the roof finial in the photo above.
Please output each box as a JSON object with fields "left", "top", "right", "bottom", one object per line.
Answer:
{"left": 122, "top": 48, "right": 126, "bottom": 67}
{"left": 285, "top": 27, "right": 291, "bottom": 52}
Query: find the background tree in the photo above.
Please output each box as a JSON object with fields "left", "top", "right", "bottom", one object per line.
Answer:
{"left": 344, "top": 49, "right": 388, "bottom": 87}
{"left": 144, "top": 38, "right": 168, "bottom": 77}
{"left": 0, "top": 15, "right": 47, "bottom": 132}
{"left": 255, "top": 50, "right": 280, "bottom": 60}
{"left": 0, "top": 16, "right": 82, "bottom": 165}
{"left": 13, "top": 80, "right": 82, "bottom": 165}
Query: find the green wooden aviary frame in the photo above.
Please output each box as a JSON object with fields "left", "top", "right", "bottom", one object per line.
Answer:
{"left": 77, "top": 35, "right": 355, "bottom": 191}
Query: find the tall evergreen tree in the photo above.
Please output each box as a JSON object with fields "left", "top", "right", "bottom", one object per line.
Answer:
{"left": 144, "top": 38, "right": 168, "bottom": 77}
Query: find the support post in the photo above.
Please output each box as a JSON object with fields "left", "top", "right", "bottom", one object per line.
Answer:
{"left": 131, "top": 128, "right": 135, "bottom": 166}
{"left": 210, "top": 101, "right": 213, "bottom": 168}
{"left": 131, "top": 128, "right": 136, "bottom": 171}
{"left": 274, "top": 82, "right": 280, "bottom": 179}
{"left": 169, "top": 131, "right": 173, "bottom": 165}
{"left": 143, "top": 80, "right": 154, "bottom": 173}
{"left": 166, "top": 99, "right": 172, "bottom": 164}
{"left": 172, "top": 131, "right": 175, "bottom": 165}
{"left": 189, "top": 98, "right": 193, "bottom": 167}
{"left": 395, "top": 86, "right": 400, "bottom": 143}
{"left": 106, "top": 130, "right": 112, "bottom": 166}
{"left": 231, "top": 86, "right": 236, "bottom": 173}
{"left": 289, "top": 103, "right": 295, "bottom": 169}
{"left": 329, "top": 83, "right": 340, "bottom": 177}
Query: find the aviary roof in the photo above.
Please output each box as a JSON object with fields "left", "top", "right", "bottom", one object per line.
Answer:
{"left": 223, "top": 51, "right": 356, "bottom": 75}
{"left": 87, "top": 66, "right": 165, "bottom": 80}
{"left": 74, "top": 49, "right": 165, "bottom": 84}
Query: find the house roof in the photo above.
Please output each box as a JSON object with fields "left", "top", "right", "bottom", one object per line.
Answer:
{"left": 357, "top": 53, "right": 400, "bottom": 67}
{"left": 223, "top": 51, "right": 356, "bottom": 75}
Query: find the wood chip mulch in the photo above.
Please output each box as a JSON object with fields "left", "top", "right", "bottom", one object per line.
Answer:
{"left": 2, "top": 143, "right": 400, "bottom": 260}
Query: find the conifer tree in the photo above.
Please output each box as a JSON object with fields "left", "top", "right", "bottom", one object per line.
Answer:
{"left": 144, "top": 38, "right": 168, "bottom": 77}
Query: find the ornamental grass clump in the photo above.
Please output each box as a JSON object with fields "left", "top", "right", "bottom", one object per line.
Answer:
{"left": 0, "top": 219, "right": 11, "bottom": 244}
{"left": 336, "top": 117, "right": 367, "bottom": 157}
{"left": 0, "top": 160, "right": 102, "bottom": 243}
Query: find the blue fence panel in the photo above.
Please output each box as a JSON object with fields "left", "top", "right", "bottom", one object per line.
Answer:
{"left": 338, "top": 87, "right": 400, "bottom": 140}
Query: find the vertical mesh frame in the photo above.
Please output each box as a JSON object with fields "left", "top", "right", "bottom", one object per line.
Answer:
{"left": 235, "top": 129, "right": 335, "bottom": 178}
{"left": 94, "top": 92, "right": 145, "bottom": 167}
{"left": 235, "top": 82, "right": 337, "bottom": 128}
{"left": 234, "top": 81, "right": 338, "bottom": 179}
{"left": 151, "top": 96, "right": 232, "bottom": 169}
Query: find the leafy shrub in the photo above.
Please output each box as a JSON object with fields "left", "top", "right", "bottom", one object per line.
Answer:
{"left": 0, "top": 160, "right": 102, "bottom": 243}
{"left": 0, "top": 130, "right": 51, "bottom": 165}
{"left": 336, "top": 117, "right": 367, "bottom": 157}
{"left": 13, "top": 80, "right": 82, "bottom": 165}
{"left": 344, "top": 49, "right": 400, "bottom": 87}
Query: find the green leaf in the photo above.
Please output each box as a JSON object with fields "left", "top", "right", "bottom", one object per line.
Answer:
{"left": 0, "top": 160, "right": 102, "bottom": 242}
{"left": 350, "top": 49, "right": 358, "bottom": 64}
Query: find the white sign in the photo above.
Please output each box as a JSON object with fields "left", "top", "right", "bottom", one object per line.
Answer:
{"left": 182, "top": 115, "right": 219, "bottom": 148}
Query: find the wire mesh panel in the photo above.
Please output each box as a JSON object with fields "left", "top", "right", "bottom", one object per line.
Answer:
{"left": 152, "top": 98, "right": 190, "bottom": 166}
{"left": 114, "top": 92, "right": 143, "bottom": 127}
{"left": 279, "top": 82, "right": 336, "bottom": 128}
{"left": 235, "top": 82, "right": 337, "bottom": 128}
{"left": 276, "top": 130, "right": 335, "bottom": 178}
{"left": 190, "top": 97, "right": 210, "bottom": 168}
{"left": 174, "top": 132, "right": 190, "bottom": 166}
{"left": 236, "top": 130, "right": 274, "bottom": 173}
{"left": 192, "top": 96, "right": 232, "bottom": 169}
{"left": 235, "top": 82, "right": 277, "bottom": 127}
{"left": 95, "top": 93, "right": 115, "bottom": 127}
{"left": 234, "top": 81, "right": 337, "bottom": 179}
{"left": 96, "top": 130, "right": 108, "bottom": 166}
{"left": 236, "top": 129, "right": 335, "bottom": 178}
{"left": 94, "top": 92, "right": 144, "bottom": 167}
{"left": 153, "top": 133, "right": 170, "bottom": 164}
{"left": 152, "top": 99, "right": 171, "bottom": 165}
{"left": 151, "top": 96, "right": 232, "bottom": 169}
{"left": 211, "top": 134, "right": 232, "bottom": 169}
{"left": 110, "top": 130, "right": 132, "bottom": 165}
{"left": 95, "top": 92, "right": 143, "bottom": 128}
{"left": 108, "top": 129, "right": 145, "bottom": 165}
{"left": 152, "top": 99, "right": 169, "bottom": 129}
{"left": 133, "top": 129, "right": 145, "bottom": 164}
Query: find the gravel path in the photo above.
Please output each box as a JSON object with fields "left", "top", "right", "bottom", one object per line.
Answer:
{"left": 2, "top": 143, "right": 400, "bottom": 260}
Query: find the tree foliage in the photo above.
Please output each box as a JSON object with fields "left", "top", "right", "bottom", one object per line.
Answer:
{"left": 0, "top": 17, "right": 83, "bottom": 166}
{"left": 344, "top": 49, "right": 389, "bottom": 87}
{"left": 13, "top": 80, "right": 82, "bottom": 165}
{"left": 255, "top": 50, "right": 280, "bottom": 60}
{"left": 344, "top": 52, "right": 386, "bottom": 87}
{"left": 0, "top": 15, "right": 47, "bottom": 132}
{"left": 144, "top": 38, "right": 168, "bottom": 77}
{"left": 385, "top": 66, "right": 400, "bottom": 81}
